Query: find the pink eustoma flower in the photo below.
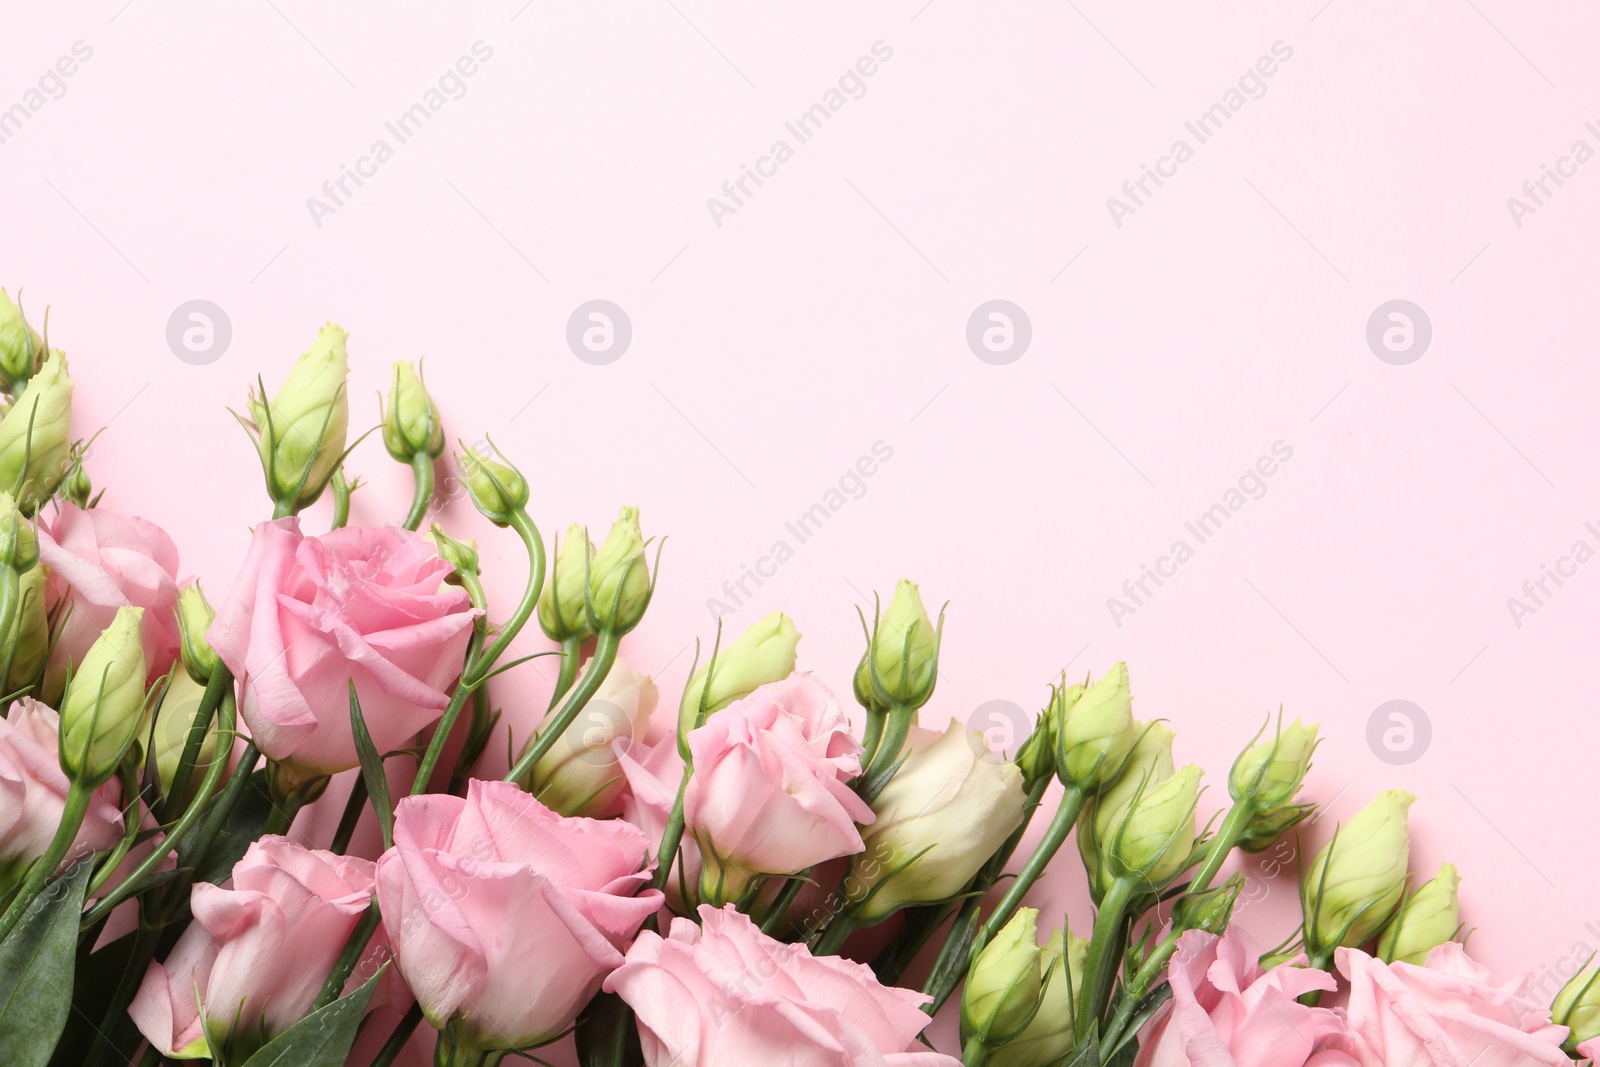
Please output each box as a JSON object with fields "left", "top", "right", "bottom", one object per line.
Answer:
{"left": 128, "top": 836, "right": 376, "bottom": 1060}
{"left": 605, "top": 903, "right": 960, "bottom": 1067}
{"left": 1335, "top": 944, "right": 1570, "bottom": 1067}
{"left": 1135, "top": 928, "right": 1346, "bottom": 1067}
{"left": 208, "top": 519, "right": 478, "bottom": 779}
{"left": 375, "top": 780, "right": 662, "bottom": 1053}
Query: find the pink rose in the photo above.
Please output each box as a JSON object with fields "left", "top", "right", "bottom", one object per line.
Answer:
{"left": 683, "top": 673, "right": 872, "bottom": 894}
{"left": 128, "top": 835, "right": 376, "bottom": 1059}
{"left": 1336, "top": 944, "right": 1570, "bottom": 1067}
{"left": 605, "top": 903, "right": 960, "bottom": 1067}
{"left": 208, "top": 519, "right": 479, "bottom": 778}
{"left": 38, "top": 502, "right": 180, "bottom": 694}
{"left": 375, "top": 779, "right": 663, "bottom": 1051}
{"left": 1135, "top": 928, "right": 1345, "bottom": 1067}
{"left": 0, "top": 697, "right": 121, "bottom": 884}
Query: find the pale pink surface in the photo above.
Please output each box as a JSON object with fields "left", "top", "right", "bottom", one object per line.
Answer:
{"left": 6, "top": 2, "right": 1599, "bottom": 1063}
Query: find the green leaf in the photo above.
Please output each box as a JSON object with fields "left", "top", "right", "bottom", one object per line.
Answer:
{"left": 185, "top": 769, "right": 276, "bottom": 886}
{"left": 238, "top": 965, "right": 383, "bottom": 1067}
{"left": 0, "top": 862, "right": 94, "bottom": 1067}
{"left": 48, "top": 930, "right": 143, "bottom": 1067}
{"left": 349, "top": 682, "right": 394, "bottom": 850}
{"left": 575, "top": 991, "right": 643, "bottom": 1067}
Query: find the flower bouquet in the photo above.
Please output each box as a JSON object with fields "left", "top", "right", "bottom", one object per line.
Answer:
{"left": 0, "top": 288, "right": 1593, "bottom": 1067}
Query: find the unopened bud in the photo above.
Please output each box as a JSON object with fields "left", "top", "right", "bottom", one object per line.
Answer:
{"left": 381, "top": 361, "right": 444, "bottom": 460}
{"left": 456, "top": 443, "right": 528, "bottom": 527}
{"left": 59, "top": 606, "right": 149, "bottom": 785}
{"left": 587, "top": 506, "right": 651, "bottom": 634}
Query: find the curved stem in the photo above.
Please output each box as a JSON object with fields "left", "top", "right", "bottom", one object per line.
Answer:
{"left": 503, "top": 628, "right": 618, "bottom": 787}
{"left": 462, "top": 509, "right": 545, "bottom": 690}
{"left": 549, "top": 634, "right": 582, "bottom": 710}
{"left": 0, "top": 778, "right": 92, "bottom": 940}
{"left": 1075, "top": 876, "right": 1138, "bottom": 1042}
{"left": 1187, "top": 800, "right": 1255, "bottom": 895}
{"left": 403, "top": 453, "right": 434, "bottom": 531}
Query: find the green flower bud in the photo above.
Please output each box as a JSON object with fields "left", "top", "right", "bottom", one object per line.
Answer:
{"left": 863, "top": 580, "right": 939, "bottom": 708}
{"left": 1377, "top": 862, "right": 1460, "bottom": 965}
{"left": 538, "top": 524, "right": 593, "bottom": 642}
{"left": 151, "top": 669, "right": 224, "bottom": 808}
{"left": 852, "top": 723, "right": 1026, "bottom": 923}
{"left": 990, "top": 926, "right": 1087, "bottom": 1067}
{"left": 1237, "top": 800, "right": 1316, "bottom": 853}
{"left": 0, "top": 490, "right": 38, "bottom": 571}
{"left": 587, "top": 506, "right": 651, "bottom": 634}
{"left": 1055, "top": 663, "right": 1138, "bottom": 790}
{"left": 1553, "top": 960, "right": 1600, "bottom": 1053}
{"left": 455, "top": 443, "right": 529, "bottom": 527}
{"left": 2, "top": 564, "right": 48, "bottom": 692}
{"left": 175, "top": 583, "right": 219, "bottom": 684}
{"left": 677, "top": 610, "right": 799, "bottom": 738}
{"left": 0, "top": 290, "right": 43, "bottom": 388}
{"left": 1173, "top": 872, "right": 1245, "bottom": 937}
{"left": 381, "top": 361, "right": 444, "bottom": 460}
{"left": 430, "top": 526, "right": 480, "bottom": 584}
{"left": 247, "top": 323, "right": 350, "bottom": 511}
{"left": 59, "top": 606, "right": 149, "bottom": 785}
{"left": 1013, "top": 712, "right": 1055, "bottom": 792}
{"left": 1101, "top": 763, "right": 1202, "bottom": 887}
{"left": 0, "top": 350, "right": 74, "bottom": 515}
{"left": 61, "top": 452, "right": 92, "bottom": 509}
{"left": 1230, "top": 718, "right": 1318, "bottom": 811}
{"left": 962, "top": 908, "right": 1044, "bottom": 1047}
{"left": 1302, "top": 790, "right": 1414, "bottom": 956}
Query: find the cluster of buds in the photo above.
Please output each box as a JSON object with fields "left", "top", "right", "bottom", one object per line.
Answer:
{"left": 962, "top": 909, "right": 1088, "bottom": 1067}
{"left": 853, "top": 580, "right": 941, "bottom": 711}
{"left": 241, "top": 323, "right": 350, "bottom": 514}
{"left": 1300, "top": 789, "right": 1415, "bottom": 964}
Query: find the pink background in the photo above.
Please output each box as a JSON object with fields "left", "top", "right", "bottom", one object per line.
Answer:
{"left": 6, "top": 0, "right": 1600, "bottom": 1061}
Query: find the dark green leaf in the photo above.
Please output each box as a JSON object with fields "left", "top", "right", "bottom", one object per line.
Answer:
{"left": 185, "top": 769, "right": 276, "bottom": 886}
{"left": 349, "top": 682, "right": 393, "bottom": 850}
{"left": 575, "top": 991, "right": 643, "bottom": 1067}
{"left": 48, "top": 929, "right": 143, "bottom": 1067}
{"left": 0, "top": 862, "right": 94, "bottom": 1067}
{"left": 238, "top": 965, "right": 383, "bottom": 1067}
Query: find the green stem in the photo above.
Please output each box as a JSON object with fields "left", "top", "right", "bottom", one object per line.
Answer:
{"left": 962, "top": 1035, "right": 990, "bottom": 1067}
{"left": 650, "top": 768, "right": 691, "bottom": 900}
{"left": 759, "top": 872, "right": 811, "bottom": 937}
{"left": 312, "top": 900, "right": 382, "bottom": 1011}
{"left": 549, "top": 634, "right": 583, "bottom": 710}
{"left": 403, "top": 453, "right": 434, "bottom": 531}
{"left": 415, "top": 681, "right": 474, "bottom": 797}
{"left": 272, "top": 497, "right": 296, "bottom": 519}
{"left": 160, "top": 666, "right": 230, "bottom": 823}
{"left": 812, "top": 909, "right": 857, "bottom": 956}
{"left": 978, "top": 786, "right": 1085, "bottom": 946}
{"left": 1187, "top": 800, "right": 1255, "bottom": 895}
{"left": 858, "top": 703, "right": 914, "bottom": 802}
{"left": 373, "top": 1002, "right": 425, "bottom": 1067}
{"left": 1075, "top": 876, "right": 1138, "bottom": 1042}
{"left": 504, "top": 628, "right": 619, "bottom": 787}
{"left": 0, "top": 778, "right": 93, "bottom": 940}
{"left": 462, "top": 509, "right": 545, "bottom": 690}
{"left": 87, "top": 764, "right": 142, "bottom": 899}
{"left": 83, "top": 899, "right": 162, "bottom": 1067}
{"left": 860, "top": 707, "right": 886, "bottom": 762}
{"left": 330, "top": 775, "right": 370, "bottom": 855}
{"left": 918, "top": 779, "right": 1068, "bottom": 1014}
{"left": 1099, "top": 926, "right": 1186, "bottom": 1058}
